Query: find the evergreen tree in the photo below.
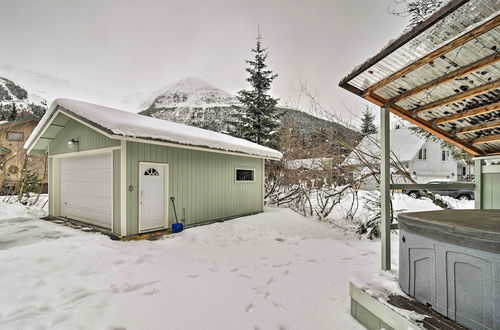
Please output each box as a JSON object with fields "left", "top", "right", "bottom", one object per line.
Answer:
{"left": 9, "top": 103, "right": 17, "bottom": 121}
{"left": 360, "top": 108, "right": 378, "bottom": 135}
{"left": 236, "top": 31, "right": 280, "bottom": 148}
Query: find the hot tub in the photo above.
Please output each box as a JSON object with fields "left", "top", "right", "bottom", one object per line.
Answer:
{"left": 398, "top": 210, "right": 500, "bottom": 330}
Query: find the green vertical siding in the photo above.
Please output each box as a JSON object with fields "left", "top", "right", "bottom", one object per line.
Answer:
{"left": 48, "top": 114, "right": 119, "bottom": 156}
{"left": 113, "top": 149, "right": 121, "bottom": 233}
{"left": 45, "top": 114, "right": 266, "bottom": 236}
{"left": 351, "top": 299, "right": 394, "bottom": 330}
{"left": 46, "top": 115, "right": 122, "bottom": 235}
{"left": 482, "top": 173, "right": 500, "bottom": 209}
{"left": 126, "top": 141, "right": 264, "bottom": 235}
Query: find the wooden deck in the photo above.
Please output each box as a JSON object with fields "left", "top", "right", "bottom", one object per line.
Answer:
{"left": 388, "top": 295, "right": 467, "bottom": 330}
{"left": 350, "top": 282, "right": 467, "bottom": 330}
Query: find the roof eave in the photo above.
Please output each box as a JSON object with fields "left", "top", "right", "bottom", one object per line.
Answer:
{"left": 338, "top": 0, "right": 469, "bottom": 88}
{"left": 27, "top": 106, "right": 282, "bottom": 160}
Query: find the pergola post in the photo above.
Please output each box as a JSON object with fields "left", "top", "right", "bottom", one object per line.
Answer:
{"left": 474, "top": 159, "right": 483, "bottom": 210}
{"left": 380, "top": 106, "right": 391, "bottom": 271}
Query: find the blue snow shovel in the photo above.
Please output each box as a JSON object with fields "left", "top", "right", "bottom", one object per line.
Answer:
{"left": 170, "top": 197, "right": 183, "bottom": 233}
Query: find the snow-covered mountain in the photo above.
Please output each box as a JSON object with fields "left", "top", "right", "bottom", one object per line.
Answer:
{"left": 140, "top": 76, "right": 361, "bottom": 158}
{"left": 142, "top": 76, "right": 239, "bottom": 109}
{"left": 0, "top": 66, "right": 145, "bottom": 111}
{"left": 140, "top": 77, "right": 241, "bottom": 132}
{"left": 0, "top": 76, "right": 47, "bottom": 119}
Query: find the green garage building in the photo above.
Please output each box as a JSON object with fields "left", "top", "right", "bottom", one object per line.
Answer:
{"left": 25, "top": 98, "right": 282, "bottom": 237}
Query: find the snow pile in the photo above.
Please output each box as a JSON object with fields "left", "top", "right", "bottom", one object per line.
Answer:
{"left": 142, "top": 76, "right": 239, "bottom": 110}
{"left": 351, "top": 269, "right": 428, "bottom": 324}
{"left": 0, "top": 204, "right": 386, "bottom": 330}
{"left": 0, "top": 201, "right": 46, "bottom": 220}
{"left": 25, "top": 98, "right": 282, "bottom": 159}
{"left": 328, "top": 190, "right": 473, "bottom": 226}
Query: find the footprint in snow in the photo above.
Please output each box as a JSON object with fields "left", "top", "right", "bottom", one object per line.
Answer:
{"left": 245, "top": 303, "right": 255, "bottom": 313}
{"left": 273, "top": 302, "right": 285, "bottom": 312}
{"left": 230, "top": 267, "right": 239, "bottom": 272}
{"left": 142, "top": 288, "right": 159, "bottom": 296}
{"left": 267, "top": 277, "right": 275, "bottom": 285}
{"left": 33, "top": 279, "right": 46, "bottom": 288}
{"left": 111, "top": 280, "right": 161, "bottom": 293}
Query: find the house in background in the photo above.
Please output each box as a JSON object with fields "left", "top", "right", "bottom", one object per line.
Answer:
{"left": 0, "top": 115, "right": 47, "bottom": 193}
{"left": 342, "top": 126, "right": 474, "bottom": 190}
{"left": 25, "top": 98, "right": 282, "bottom": 237}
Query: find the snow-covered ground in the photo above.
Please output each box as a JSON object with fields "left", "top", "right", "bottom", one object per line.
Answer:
{"left": 0, "top": 193, "right": 473, "bottom": 330}
{"left": 328, "top": 190, "right": 474, "bottom": 227}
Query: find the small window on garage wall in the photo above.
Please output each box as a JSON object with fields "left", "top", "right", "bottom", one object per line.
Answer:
{"left": 236, "top": 168, "right": 254, "bottom": 182}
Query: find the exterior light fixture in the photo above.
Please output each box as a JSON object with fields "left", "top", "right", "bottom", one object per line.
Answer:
{"left": 68, "top": 139, "right": 79, "bottom": 150}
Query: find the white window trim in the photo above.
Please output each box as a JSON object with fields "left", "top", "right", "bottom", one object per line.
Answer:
{"left": 417, "top": 148, "right": 427, "bottom": 161}
{"left": 441, "top": 149, "right": 450, "bottom": 162}
{"left": 235, "top": 167, "right": 255, "bottom": 183}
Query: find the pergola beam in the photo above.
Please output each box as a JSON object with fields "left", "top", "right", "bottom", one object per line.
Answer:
{"left": 435, "top": 101, "right": 500, "bottom": 124}
{"left": 365, "top": 92, "right": 483, "bottom": 155}
{"left": 456, "top": 119, "right": 500, "bottom": 135}
{"left": 362, "top": 14, "right": 500, "bottom": 96}
{"left": 414, "top": 79, "right": 500, "bottom": 114}
{"left": 390, "top": 53, "right": 500, "bottom": 104}
{"left": 472, "top": 133, "right": 500, "bottom": 145}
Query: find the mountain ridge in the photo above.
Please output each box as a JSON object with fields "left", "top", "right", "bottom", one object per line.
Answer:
{"left": 140, "top": 76, "right": 361, "bottom": 158}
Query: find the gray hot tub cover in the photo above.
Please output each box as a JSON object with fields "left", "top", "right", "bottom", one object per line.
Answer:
{"left": 398, "top": 210, "right": 500, "bottom": 253}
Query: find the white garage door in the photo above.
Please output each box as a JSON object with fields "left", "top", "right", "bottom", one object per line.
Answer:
{"left": 60, "top": 153, "right": 112, "bottom": 229}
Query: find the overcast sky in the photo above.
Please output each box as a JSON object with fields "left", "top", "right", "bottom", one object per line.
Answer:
{"left": 0, "top": 0, "right": 408, "bottom": 123}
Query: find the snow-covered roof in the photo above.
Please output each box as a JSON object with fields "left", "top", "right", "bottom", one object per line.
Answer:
{"left": 286, "top": 157, "right": 331, "bottom": 170}
{"left": 343, "top": 127, "right": 425, "bottom": 166}
{"left": 25, "top": 98, "right": 282, "bottom": 159}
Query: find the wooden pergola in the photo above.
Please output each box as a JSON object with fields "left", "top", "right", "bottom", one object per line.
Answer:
{"left": 339, "top": 0, "right": 500, "bottom": 270}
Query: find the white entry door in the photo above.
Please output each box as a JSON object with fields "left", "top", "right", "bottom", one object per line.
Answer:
{"left": 139, "top": 162, "right": 168, "bottom": 232}
{"left": 60, "top": 152, "right": 112, "bottom": 229}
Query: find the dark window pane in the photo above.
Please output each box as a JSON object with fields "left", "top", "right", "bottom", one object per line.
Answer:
{"left": 236, "top": 169, "right": 254, "bottom": 181}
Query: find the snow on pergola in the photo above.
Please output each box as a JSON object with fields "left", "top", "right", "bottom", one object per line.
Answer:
{"left": 340, "top": 0, "right": 500, "bottom": 156}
